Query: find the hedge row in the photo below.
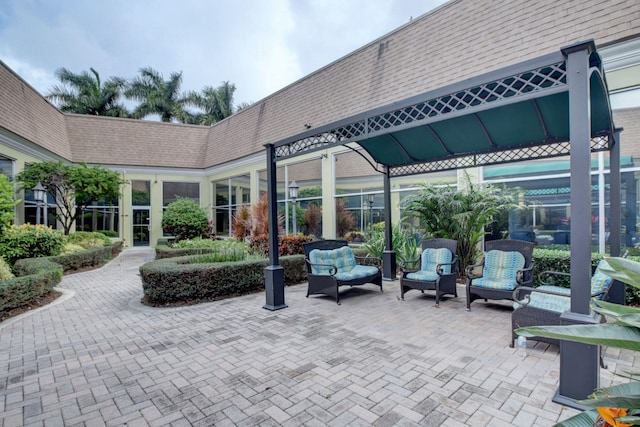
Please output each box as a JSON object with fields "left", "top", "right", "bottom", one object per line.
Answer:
{"left": 0, "top": 258, "right": 63, "bottom": 314}
{"left": 47, "top": 241, "right": 123, "bottom": 272}
{"left": 139, "top": 254, "right": 306, "bottom": 304}
{"left": 154, "top": 241, "right": 218, "bottom": 259}
{"left": 1, "top": 241, "right": 123, "bottom": 318}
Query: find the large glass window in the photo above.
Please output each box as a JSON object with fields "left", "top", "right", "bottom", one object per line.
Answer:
{"left": 163, "top": 182, "right": 200, "bottom": 206}
{"left": 214, "top": 175, "right": 250, "bottom": 236}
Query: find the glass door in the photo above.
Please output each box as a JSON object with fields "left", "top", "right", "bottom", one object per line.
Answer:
{"left": 132, "top": 208, "right": 150, "bottom": 246}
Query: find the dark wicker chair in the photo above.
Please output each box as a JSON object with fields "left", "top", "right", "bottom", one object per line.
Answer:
{"left": 465, "top": 239, "right": 535, "bottom": 310}
{"left": 302, "top": 240, "right": 382, "bottom": 305}
{"left": 399, "top": 238, "right": 458, "bottom": 306}
{"left": 510, "top": 261, "right": 615, "bottom": 348}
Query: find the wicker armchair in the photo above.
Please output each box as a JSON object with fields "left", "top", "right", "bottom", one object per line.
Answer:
{"left": 302, "top": 240, "right": 382, "bottom": 305}
{"left": 465, "top": 239, "right": 535, "bottom": 310}
{"left": 510, "top": 260, "right": 614, "bottom": 348}
{"left": 399, "top": 238, "right": 458, "bottom": 306}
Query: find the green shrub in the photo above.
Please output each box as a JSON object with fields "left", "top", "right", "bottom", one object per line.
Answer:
{"left": 248, "top": 234, "right": 312, "bottom": 257}
{"left": 67, "top": 231, "right": 111, "bottom": 249}
{"left": 97, "top": 230, "right": 118, "bottom": 238}
{"left": 47, "top": 241, "right": 123, "bottom": 272}
{"left": 161, "top": 198, "right": 209, "bottom": 241}
{"left": 139, "top": 254, "right": 306, "bottom": 304}
{"left": 0, "top": 224, "right": 65, "bottom": 265}
{"left": 0, "top": 257, "right": 14, "bottom": 280}
{"left": 62, "top": 243, "right": 87, "bottom": 255}
{"left": 1, "top": 258, "right": 63, "bottom": 315}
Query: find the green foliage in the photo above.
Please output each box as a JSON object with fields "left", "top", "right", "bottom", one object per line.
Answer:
{"left": 0, "top": 224, "right": 65, "bottom": 265}
{"left": 185, "top": 81, "right": 236, "bottom": 125}
{"left": 62, "top": 243, "right": 87, "bottom": 254}
{"left": 364, "top": 224, "right": 419, "bottom": 265}
{"left": 518, "top": 257, "right": 640, "bottom": 426}
{"left": 16, "top": 161, "right": 124, "bottom": 234}
{"left": 0, "top": 174, "right": 19, "bottom": 232}
{"left": 1, "top": 258, "right": 62, "bottom": 316}
{"left": 403, "top": 175, "right": 518, "bottom": 273}
{"left": 46, "top": 67, "right": 129, "bottom": 117}
{"left": 125, "top": 67, "right": 189, "bottom": 123}
{"left": 67, "top": 231, "right": 111, "bottom": 249}
{"left": 97, "top": 230, "right": 118, "bottom": 238}
{"left": 248, "top": 235, "right": 313, "bottom": 257}
{"left": 131, "top": 189, "right": 150, "bottom": 206}
{"left": 139, "top": 254, "right": 306, "bottom": 304}
{"left": 161, "top": 198, "right": 209, "bottom": 241}
{"left": 46, "top": 241, "right": 122, "bottom": 272}
{"left": 0, "top": 257, "right": 14, "bottom": 280}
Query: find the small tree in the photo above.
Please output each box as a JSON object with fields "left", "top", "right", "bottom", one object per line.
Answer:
{"left": 0, "top": 174, "right": 19, "bottom": 232}
{"left": 161, "top": 198, "right": 209, "bottom": 241}
{"left": 16, "top": 161, "right": 124, "bottom": 235}
{"left": 403, "top": 174, "right": 518, "bottom": 272}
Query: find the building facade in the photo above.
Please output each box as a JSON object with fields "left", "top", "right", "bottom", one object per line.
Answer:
{"left": 0, "top": 0, "right": 639, "bottom": 250}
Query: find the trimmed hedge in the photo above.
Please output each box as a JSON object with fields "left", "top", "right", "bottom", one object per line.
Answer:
{"left": 139, "top": 254, "right": 306, "bottom": 304}
{"left": 155, "top": 241, "right": 219, "bottom": 259}
{"left": 1, "top": 258, "right": 63, "bottom": 315}
{"left": 47, "top": 241, "right": 123, "bottom": 272}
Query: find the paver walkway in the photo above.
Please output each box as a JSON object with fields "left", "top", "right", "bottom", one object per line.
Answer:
{"left": 0, "top": 249, "right": 637, "bottom": 426}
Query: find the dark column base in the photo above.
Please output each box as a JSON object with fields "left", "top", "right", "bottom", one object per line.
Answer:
{"left": 553, "top": 310, "right": 601, "bottom": 407}
{"left": 382, "top": 250, "right": 396, "bottom": 281}
{"left": 264, "top": 265, "right": 287, "bottom": 311}
{"left": 607, "top": 280, "right": 626, "bottom": 305}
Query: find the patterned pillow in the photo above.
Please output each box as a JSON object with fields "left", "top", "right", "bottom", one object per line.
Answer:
{"left": 512, "top": 285, "right": 570, "bottom": 312}
{"left": 420, "top": 248, "right": 453, "bottom": 274}
{"left": 483, "top": 250, "right": 525, "bottom": 281}
{"left": 591, "top": 260, "right": 613, "bottom": 299}
{"left": 309, "top": 246, "right": 356, "bottom": 275}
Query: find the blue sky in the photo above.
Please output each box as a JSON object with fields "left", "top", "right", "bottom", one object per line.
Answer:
{"left": 0, "top": 0, "right": 447, "bottom": 108}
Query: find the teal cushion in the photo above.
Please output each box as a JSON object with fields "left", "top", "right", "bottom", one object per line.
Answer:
{"left": 335, "top": 265, "right": 379, "bottom": 281}
{"left": 591, "top": 260, "right": 613, "bottom": 299}
{"left": 471, "top": 277, "right": 519, "bottom": 290}
{"left": 406, "top": 270, "right": 439, "bottom": 282}
{"left": 512, "top": 285, "right": 570, "bottom": 312}
{"left": 483, "top": 250, "right": 525, "bottom": 281}
{"left": 309, "top": 246, "right": 356, "bottom": 275}
{"left": 471, "top": 250, "right": 525, "bottom": 290}
{"left": 420, "top": 248, "right": 453, "bottom": 274}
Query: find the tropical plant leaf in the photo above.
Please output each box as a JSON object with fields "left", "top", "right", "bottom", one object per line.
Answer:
{"left": 577, "top": 382, "right": 640, "bottom": 408}
{"left": 593, "top": 300, "right": 640, "bottom": 317}
{"left": 553, "top": 409, "right": 598, "bottom": 427}
{"left": 600, "top": 258, "right": 640, "bottom": 290}
{"left": 516, "top": 324, "right": 640, "bottom": 351}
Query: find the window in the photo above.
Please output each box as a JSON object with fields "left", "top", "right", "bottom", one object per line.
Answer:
{"left": 214, "top": 175, "right": 250, "bottom": 236}
{"left": 163, "top": 182, "right": 200, "bottom": 206}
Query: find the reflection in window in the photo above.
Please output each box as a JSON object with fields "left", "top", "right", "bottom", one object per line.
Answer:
{"left": 163, "top": 182, "right": 200, "bottom": 206}
{"left": 214, "top": 175, "right": 251, "bottom": 236}
{"left": 131, "top": 180, "right": 151, "bottom": 206}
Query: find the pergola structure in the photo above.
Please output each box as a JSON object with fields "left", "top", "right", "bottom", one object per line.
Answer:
{"left": 264, "top": 40, "right": 620, "bottom": 406}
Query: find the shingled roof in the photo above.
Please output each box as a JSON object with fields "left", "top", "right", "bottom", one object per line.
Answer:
{"left": 0, "top": 0, "right": 639, "bottom": 168}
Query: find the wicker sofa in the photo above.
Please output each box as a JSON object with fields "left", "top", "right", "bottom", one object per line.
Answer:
{"left": 302, "top": 240, "right": 382, "bottom": 305}
{"left": 510, "top": 260, "right": 614, "bottom": 348}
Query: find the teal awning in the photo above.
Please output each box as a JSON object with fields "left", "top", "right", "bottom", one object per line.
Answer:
{"left": 272, "top": 47, "right": 615, "bottom": 178}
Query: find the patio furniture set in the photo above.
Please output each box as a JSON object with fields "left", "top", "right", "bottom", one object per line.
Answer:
{"left": 302, "top": 239, "right": 615, "bottom": 349}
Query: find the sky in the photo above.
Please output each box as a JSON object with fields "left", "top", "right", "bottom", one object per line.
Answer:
{"left": 0, "top": 0, "right": 448, "bottom": 110}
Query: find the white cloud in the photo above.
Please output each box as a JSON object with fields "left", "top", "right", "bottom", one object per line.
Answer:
{"left": 0, "top": 0, "right": 447, "bottom": 106}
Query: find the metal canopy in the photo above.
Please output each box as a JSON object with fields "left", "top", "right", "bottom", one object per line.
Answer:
{"left": 273, "top": 47, "right": 614, "bottom": 178}
{"left": 264, "top": 40, "right": 621, "bottom": 408}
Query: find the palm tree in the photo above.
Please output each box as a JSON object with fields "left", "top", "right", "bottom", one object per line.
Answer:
{"left": 46, "top": 68, "right": 128, "bottom": 117}
{"left": 187, "top": 81, "right": 236, "bottom": 125}
{"left": 125, "top": 67, "right": 189, "bottom": 122}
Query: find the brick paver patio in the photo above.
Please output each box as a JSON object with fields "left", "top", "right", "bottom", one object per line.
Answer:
{"left": 1, "top": 249, "right": 637, "bottom": 426}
